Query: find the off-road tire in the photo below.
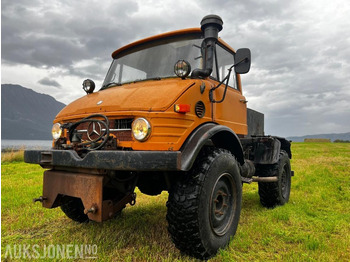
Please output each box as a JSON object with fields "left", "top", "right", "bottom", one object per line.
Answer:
{"left": 166, "top": 147, "right": 242, "bottom": 260}
{"left": 60, "top": 196, "right": 89, "bottom": 223}
{"left": 257, "top": 150, "right": 291, "bottom": 208}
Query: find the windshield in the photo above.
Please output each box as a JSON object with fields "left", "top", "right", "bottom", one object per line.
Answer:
{"left": 102, "top": 36, "right": 203, "bottom": 89}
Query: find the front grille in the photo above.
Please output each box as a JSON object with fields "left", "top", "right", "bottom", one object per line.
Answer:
{"left": 112, "top": 118, "right": 133, "bottom": 141}
{"left": 66, "top": 117, "right": 134, "bottom": 142}
{"left": 114, "top": 118, "right": 133, "bottom": 130}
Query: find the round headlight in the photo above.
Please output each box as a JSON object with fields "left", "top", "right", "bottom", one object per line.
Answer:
{"left": 132, "top": 118, "right": 151, "bottom": 141}
{"left": 52, "top": 123, "right": 62, "bottom": 140}
{"left": 174, "top": 60, "right": 191, "bottom": 79}
{"left": 82, "top": 79, "right": 95, "bottom": 94}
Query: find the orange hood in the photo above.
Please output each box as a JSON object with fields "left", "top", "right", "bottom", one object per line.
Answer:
{"left": 56, "top": 78, "right": 196, "bottom": 120}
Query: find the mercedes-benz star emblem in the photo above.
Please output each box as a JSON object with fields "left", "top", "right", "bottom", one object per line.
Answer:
{"left": 87, "top": 122, "right": 102, "bottom": 141}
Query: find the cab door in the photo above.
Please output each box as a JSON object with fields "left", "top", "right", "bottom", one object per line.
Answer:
{"left": 210, "top": 45, "right": 248, "bottom": 136}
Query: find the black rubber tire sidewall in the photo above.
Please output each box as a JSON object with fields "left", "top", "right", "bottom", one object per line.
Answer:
{"left": 258, "top": 151, "right": 291, "bottom": 208}
{"left": 198, "top": 152, "right": 242, "bottom": 254}
{"left": 60, "top": 196, "right": 89, "bottom": 223}
{"left": 277, "top": 151, "right": 292, "bottom": 204}
{"left": 167, "top": 148, "right": 242, "bottom": 259}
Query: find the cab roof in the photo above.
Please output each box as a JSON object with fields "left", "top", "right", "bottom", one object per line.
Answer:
{"left": 111, "top": 27, "right": 235, "bottom": 59}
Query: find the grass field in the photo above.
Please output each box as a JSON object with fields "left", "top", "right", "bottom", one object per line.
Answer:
{"left": 1, "top": 143, "right": 350, "bottom": 261}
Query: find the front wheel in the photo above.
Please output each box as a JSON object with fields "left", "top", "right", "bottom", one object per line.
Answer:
{"left": 60, "top": 196, "right": 89, "bottom": 223}
{"left": 167, "top": 148, "right": 242, "bottom": 260}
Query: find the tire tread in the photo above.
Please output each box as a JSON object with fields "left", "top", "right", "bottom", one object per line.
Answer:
{"left": 60, "top": 196, "right": 89, "bottom": 223}
{"left": 167, "top": 147, "right": 239, "bottom": 259}
{"left": 257, "top": 151, "right": 291, "bottom": 208}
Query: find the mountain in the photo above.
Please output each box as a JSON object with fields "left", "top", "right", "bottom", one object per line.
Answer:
{"left": 2, "top": 84, "right": 349, "bottom": 142}
{"left": 287, "top": 132, "right": 350, "bottom": 142}
{"left": 1, "top": 84, "right": 66, "bottom": 140}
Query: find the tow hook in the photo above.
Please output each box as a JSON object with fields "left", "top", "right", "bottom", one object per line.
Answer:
{"left": 33, "top": 196, "right": 47, "bottom": 203}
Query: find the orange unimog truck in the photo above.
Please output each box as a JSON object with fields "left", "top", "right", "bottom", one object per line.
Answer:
{"left": 25, "top": 15, "right": 292, "bottom": 260}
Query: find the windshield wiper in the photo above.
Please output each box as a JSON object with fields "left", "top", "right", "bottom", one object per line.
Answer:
{"left": 102, "top": 77, "right": 168, "bottom": 89}
{"left": 101, "top": 82, "right": 121, "bottom": 90}
{"left": 144, "top": 77, "right": 161, "bottom": 81}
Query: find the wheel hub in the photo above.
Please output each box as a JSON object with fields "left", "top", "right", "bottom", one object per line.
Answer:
{"left": 281, "top": 164, "right": 290, "bottom": 199}
{"left": 210, "top": 173, "right": 236, "bottom": 236}
{"left": 214, "top": 190, "right": 228, "bottom": 216}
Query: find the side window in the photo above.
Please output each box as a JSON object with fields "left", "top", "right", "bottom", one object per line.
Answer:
{"left": 212, "top": 45, "right": 237, "bottom": 89}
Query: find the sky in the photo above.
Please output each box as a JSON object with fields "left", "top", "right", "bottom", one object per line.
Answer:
{"left": 1, "top": 0, "right": 350, "bottom": 137}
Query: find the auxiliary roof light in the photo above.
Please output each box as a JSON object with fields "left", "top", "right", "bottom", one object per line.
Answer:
{"left": 174, "top": 60, "right": 191, "bottom": 79}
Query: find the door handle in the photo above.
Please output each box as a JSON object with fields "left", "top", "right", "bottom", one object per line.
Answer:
{"left": 240, "top": 99, "right": 248, "bottom": 104}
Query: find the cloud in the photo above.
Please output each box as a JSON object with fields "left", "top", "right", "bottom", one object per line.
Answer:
{"left": 38, "top": 77, "right": 61, "bottom": 88}
{"left": 1, "top": 0, "right": 350, "bottom": 136}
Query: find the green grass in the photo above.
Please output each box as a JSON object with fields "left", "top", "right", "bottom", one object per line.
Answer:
{"left": 2, "top": 143, "right": 350, "bottom": 261}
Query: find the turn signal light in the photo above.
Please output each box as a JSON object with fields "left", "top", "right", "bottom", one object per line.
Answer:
{"left": 174, "top": 104, "right": 190, "bottom": 113}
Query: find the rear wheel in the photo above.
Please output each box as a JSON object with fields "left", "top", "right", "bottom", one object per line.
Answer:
{"left": 60, "top": 196, "right": 89, "bottom": 223}
{"left": 167, "top": 147, "right": 242, "bottom": 260}
{"left": 258, "top": 150, "right": 291, "bottom": 208}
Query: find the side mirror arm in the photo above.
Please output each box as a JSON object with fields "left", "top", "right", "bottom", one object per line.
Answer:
{"left": 209, "top": 55, "right": 250, "bottom": 103}
{"left": 209, "top": 68, "right": 233, "bottom": 103}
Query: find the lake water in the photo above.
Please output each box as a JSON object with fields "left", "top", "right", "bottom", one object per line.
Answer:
{"left": 1, "top": 139, "right": 52, "bottom": 150}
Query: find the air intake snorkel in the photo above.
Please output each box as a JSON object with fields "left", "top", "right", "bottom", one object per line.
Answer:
{"left": 191, "top": 14, "right": 223, "bottom": 78}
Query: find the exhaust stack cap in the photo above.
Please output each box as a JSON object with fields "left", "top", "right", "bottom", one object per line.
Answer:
{"left": 200, "top": 14, "right": 223, "bottom": 41}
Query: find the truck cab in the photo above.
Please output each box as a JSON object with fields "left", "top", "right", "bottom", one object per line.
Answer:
{"left": 53, "top": 27, "right": 249, "bottom": 153}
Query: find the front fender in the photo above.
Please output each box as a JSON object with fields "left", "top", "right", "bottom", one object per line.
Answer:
{"left": 180, "top": 123, "right": 244, "bottom": 171}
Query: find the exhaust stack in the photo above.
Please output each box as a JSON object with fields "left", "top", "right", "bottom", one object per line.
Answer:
{"left": 201, "top": 14, "right": 223, "bottom": 42}
{"left": 192, "top": 15, "right": 223, "bottom": 78}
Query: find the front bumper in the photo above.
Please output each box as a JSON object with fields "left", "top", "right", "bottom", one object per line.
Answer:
{"left": 24, "top": 149, "right": 181, "bottom": 171}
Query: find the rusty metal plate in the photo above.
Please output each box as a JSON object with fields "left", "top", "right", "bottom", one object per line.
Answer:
{"left": 42, "top": 170, "right": 104, "bottom": 222}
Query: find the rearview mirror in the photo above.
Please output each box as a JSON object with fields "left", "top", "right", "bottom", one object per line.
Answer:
{"left": 234, "top": 48, "right": 251, "bottom": 74}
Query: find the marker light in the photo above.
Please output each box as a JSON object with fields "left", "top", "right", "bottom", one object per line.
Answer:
{"left": 174, "top": 104, "right": 191, "bottom": 113}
